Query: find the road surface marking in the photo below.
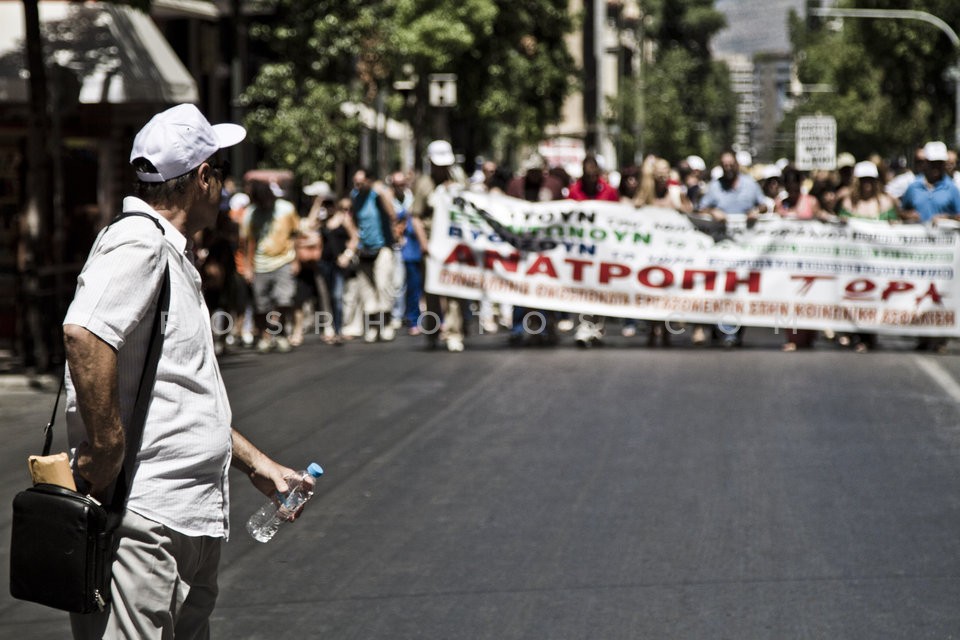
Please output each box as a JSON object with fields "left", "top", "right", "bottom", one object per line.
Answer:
{"left": 913, "top": 355, "right": 960, "bottom": 402}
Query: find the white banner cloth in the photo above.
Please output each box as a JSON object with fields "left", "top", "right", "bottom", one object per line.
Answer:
{"left": 424, "top": 192, "right": 960, "bottom": 337}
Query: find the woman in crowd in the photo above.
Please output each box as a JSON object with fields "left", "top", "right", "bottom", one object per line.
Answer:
{"left": 835, "top": 161, "right": 900, "bottom": 352}
{"left": 633, "top": 156, "right": 691, "bottom": 345}
{"left": 318, "top": 196, "right": 360, "bottom": 345}
{"left": 618, "top": 165, "right": 640, "bottom": 203}
{"left": 838, "top": 161, "right": 899, "bottom": 222}
{"left": 636, "top": 156, "right": 692, "bottom": 213}
{"left": 776, "top": 165, "right": 823, "bottom": 351}
{"left": 810, "top": 172, "right": 840, "bottom": 220}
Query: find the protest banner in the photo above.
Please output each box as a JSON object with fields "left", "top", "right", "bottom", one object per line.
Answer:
{"left": 424, "top": 192, "right": 960, "bottom": 337}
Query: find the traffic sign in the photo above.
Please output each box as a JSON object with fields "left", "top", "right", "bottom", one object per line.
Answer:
{"left": 428, "top": 74, "right": 457, "bottom": 107}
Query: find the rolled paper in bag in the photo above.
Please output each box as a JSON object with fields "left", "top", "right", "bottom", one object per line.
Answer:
{"left": 28, "top": 452, "right": 78, "bottom": 491}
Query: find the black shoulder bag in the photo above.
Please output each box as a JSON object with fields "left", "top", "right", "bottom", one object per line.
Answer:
{"left": 9, "top": 212, "right": 169, "bottom": 614}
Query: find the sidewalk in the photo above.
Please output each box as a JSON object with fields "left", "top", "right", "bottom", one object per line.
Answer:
{"left": 0, "top": 351, "right": 60, "bottom": 393}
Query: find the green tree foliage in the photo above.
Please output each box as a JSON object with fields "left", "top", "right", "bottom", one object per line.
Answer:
{"left": 789, "top": 0, "right": 960, "bottom": 159}
{"left": 457, "top": 0, "right": 575, "bottom": 158}
{"left": 241, "top": 0, "right": 576, "bottom": 179}
{"left": 638, "top": 0, "right": 736, "bottom": 163}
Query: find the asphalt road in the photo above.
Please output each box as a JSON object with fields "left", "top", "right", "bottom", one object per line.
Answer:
{"left": 2, "top": 326, "right": 960, "bottom": 639}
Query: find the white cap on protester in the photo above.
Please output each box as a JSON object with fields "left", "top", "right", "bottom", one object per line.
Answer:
{"left": 686, "top": 155, "right": 706, "bottom": 172}
{"left": 853, "top": 161, "right": 879, "bottom": 179}
{"left": 521, "top": 153, "right": 546, "bottom": 173}
{"left": 228, "top": 192, "right": 250, "bottom": 211}
{"left": 759, "top": 165, "right": 781, "bottom": 181}
{"left": 837, "top": 152, "right": 856, "bottom": 168}
{"left": 735, "top": 150, "right": 753, "bottom": 168}
{"left": 303, "top": 180, "right": 332, "bottom": 199}
{"left": 923, "top": 140, "right": 949, "bottom": 162}
{"left": 426, "top": 140, "right": 456, "bottom": 167}
{"left": 130, "top": 103, "right": 246, "bottom": 182}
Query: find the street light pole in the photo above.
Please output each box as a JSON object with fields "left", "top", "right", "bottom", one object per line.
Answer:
{"left": 810, "top": 7, "right": 960, "bottom": 149}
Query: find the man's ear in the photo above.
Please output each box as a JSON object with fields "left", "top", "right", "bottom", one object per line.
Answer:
{"left": 196, "top": 163, "right": 215, "bottom": 192}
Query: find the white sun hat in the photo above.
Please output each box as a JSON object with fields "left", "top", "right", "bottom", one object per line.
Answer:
{"left": 426, "top": 140, "right": 456, "bottom": 167}
{"left": 853, "top": 161, "right": 879, "bottom": 179}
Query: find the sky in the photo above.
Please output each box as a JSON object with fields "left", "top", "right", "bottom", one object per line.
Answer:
{"left": 712, "top": 0, "right": 806, "bottom": 56}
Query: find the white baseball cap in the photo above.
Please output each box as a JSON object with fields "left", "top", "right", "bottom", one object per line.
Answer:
{"left": 130, "top": 103, "right": 246, "bottom": 182}
{"left": 686, "top": 155, "right": 706, "bottom": 171}
{"left": 426, "top": 140, "right": 456, "bottom": 167}
{"left": 853, "top": 161, "right": 879, "bottom": 179}
{"left": 759, "top": 165, "right": 781, "bottom": 181}
{"left": 923, "top": 140, "right": 948, "bottom": 162}
{"left": 837, "top": 152, "right": 856, "bottom": 168}
{"left": 303, "top": 180, "right": 332, "bottom": 199}
{"left": 228, "top": 192, "right": 250, "bottom": 211}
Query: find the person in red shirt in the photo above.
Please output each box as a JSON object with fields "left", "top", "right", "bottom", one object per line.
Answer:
{"left": 568, "top": 155, "right": 618, "bottom": 346}
{"left": 568, "top": 154, "right": 619, "bottom": 202}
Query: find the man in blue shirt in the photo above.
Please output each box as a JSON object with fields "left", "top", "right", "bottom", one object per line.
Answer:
{"left": 899, "top": 141, "right": 960, "bottom": 354}
{"left": 699, "top": 149, "right": 767, "bottom": 221}
{"left": 695, "top": 149, "right": 767, "bottom": 348}
{"left": 900, "top": 141, "right": 960, "bottom": 224}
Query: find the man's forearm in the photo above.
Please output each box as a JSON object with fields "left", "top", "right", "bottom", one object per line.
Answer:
{"left": 63, "top": 324, "right": 125, "bottom": 493}
{"left": 231, "top": 429, "right": 297, "bottom": 499}
{"left": 230, "top": 429, "right": 271, "bottom": 478}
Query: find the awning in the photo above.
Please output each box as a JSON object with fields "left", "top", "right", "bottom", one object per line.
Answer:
{"left": 0, "top": 1, "right": 198, "bottom": 104}
{"left": 152, "top": 0, "right": 220, "bottom": 20}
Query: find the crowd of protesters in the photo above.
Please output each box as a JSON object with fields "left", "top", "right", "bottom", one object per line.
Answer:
{"left": 196, "top": 138, "right": 960, "bottom": 356}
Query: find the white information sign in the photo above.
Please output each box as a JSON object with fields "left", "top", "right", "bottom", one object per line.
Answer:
{"left": 428, "top": 73, "right": 457, "bottom": 107}
{"left": 795, "top": 115, "right": 837, "bottom": 170}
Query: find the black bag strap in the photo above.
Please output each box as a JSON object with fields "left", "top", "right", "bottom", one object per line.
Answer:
{"left": 110, "top": 211, "right": 165, "bottom": 234}
{"left": 112, "top": 261, "right": 169, "bottom": 511}
{"left": 41, "top": 376, "right": 66, "bottom": 457}
{"left": 46, "top": 211, "right": 169, "bottom": 509}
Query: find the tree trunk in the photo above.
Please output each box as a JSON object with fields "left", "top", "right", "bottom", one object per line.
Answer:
{"left": 20, "top": 0, "right": 54, "bottom": 372}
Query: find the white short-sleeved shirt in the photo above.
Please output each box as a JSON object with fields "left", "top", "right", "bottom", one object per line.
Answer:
{"left": 64, "top": 197, "right": 233, "bottom": 539}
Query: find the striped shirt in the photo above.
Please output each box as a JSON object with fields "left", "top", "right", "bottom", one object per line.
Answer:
{"left": 64, "top": 197, "right": 233, "bottom": 539}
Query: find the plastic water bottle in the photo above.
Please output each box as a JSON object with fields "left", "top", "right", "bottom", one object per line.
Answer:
{"left": 246, "top": 463, "right": 323, "bottom": 542}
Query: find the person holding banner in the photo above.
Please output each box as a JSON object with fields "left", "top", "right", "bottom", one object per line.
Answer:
{"left": 776, "top": 165, "right": 824, "bottom": 352}
{"left": 411, "top": 140, "right": 468, "bottom": 351}
{"left": 569, "top": 154, "right": 619, "bottom": 202}
{"left": 505, "top": 154, "right": 563, "bottom": 346}
{"left": 835, "top": 160, "right": 899, "bottom": 353}
{"left": 633, "top": 156, "right": 692, "bottom": 345}
{"left": 899, "top": 141, "right": 960, "bottom": 225}
{"left": 838, "top": 161, "right": 899, "bottom": 223}
{"left": 697, "top": 149, "right": 768, "bottom": 348}
{"left": 899, "top": 141, "right": 960, "bottom": 353}
{"left": 699, "top": 149, "right": 768, "bottom": 224}
{"left": 569, "top": 154, "right": 620, "bottom": 347}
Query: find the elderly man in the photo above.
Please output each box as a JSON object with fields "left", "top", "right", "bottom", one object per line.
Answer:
{"left": 63, "top": 103, "right": 307, "bottom": 638}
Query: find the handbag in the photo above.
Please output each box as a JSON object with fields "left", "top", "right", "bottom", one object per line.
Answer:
{"left": 9, "top": 212, "right": 169, "bottom": 614}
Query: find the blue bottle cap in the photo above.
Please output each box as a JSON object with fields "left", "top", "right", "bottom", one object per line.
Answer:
{"left": 307, "top": 462, "right": 324, "bottom": 478}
